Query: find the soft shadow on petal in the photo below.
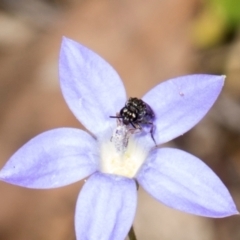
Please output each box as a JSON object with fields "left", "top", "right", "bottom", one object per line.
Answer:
{"left": 59, "top": 37, "right": 127, "bottom": 137}
{"left": 142, "top": 74, "right": 224, "bottom": 145}
{"left": 137, "top": 148, "right": 238, "bottom": 217}
{"left": 0, "top": 128, "right": 98, "bottom": 189}
{"left": 75, "top": 172, "right": 137, "bottom": 240}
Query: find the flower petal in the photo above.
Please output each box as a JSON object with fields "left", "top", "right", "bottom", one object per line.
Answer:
{"left": 59, "top": 37, "right": 127, "bottom": 136}
{"left": 0, "top": 128, "right": 98, "bottom": 189}
{"left": 142, "top": 74, "right": 224, "bottom": 144}
{"left": 75, "top": 172, "right": 137, "bottom": 240}
{"left": 137, "top": 148, "right": 238, "bottom": 217}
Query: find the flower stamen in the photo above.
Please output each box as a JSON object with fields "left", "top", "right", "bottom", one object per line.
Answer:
{"left": 100, "top": 124, "right": 148, "bottom": 178}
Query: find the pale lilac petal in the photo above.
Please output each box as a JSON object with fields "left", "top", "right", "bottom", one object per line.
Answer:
{"left": 142, "top": 75, "right": 224, "bottom": 144}
{"left": 0, "top": 128, "right": 98, "bottom": 189}
{"left": 137, "top": 148, "right": 238, "bottom": 217}
{"left": 75, "top": 172, "right": 137, "bottom": 240}
{"left": 59, "top": 37, "right": 127, "bottom": 136}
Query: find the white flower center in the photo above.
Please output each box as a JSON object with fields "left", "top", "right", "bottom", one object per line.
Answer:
{"left": 99, "top": 125, "right": 149, "bottom": 178}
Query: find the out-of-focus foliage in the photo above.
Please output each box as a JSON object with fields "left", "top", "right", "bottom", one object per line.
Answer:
{"left": 211, "top": 0, "right": 240, "bottom": 26}
{"left": 192, "top": 0, "right": 240, "bottom": 48}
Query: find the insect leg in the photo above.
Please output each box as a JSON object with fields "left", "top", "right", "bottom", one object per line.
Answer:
{"left": 129, "top": 122, "right": 142, "bottom": 135}
{"left": 130, "top": 121, "right": 137, "bottom": 129}
{"left": 143, "top": 121, "right": 156, "bottom": 146}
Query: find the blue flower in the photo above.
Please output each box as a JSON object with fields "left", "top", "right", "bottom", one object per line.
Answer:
{"left": 0, "top": 37, "right": 238, "bottom": 240}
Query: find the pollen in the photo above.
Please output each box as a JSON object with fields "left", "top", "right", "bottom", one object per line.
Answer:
{"left": 99, "top": 136, "right": 148, "bottom": 178}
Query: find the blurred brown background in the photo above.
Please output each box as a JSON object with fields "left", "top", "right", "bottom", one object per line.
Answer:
{"left": 0, "top": 0, "right": 240, "bottom": 239}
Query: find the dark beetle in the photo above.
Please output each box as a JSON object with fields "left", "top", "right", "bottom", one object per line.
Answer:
{"left": 110, "top": 97, "right": 156, "bottom": 144}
